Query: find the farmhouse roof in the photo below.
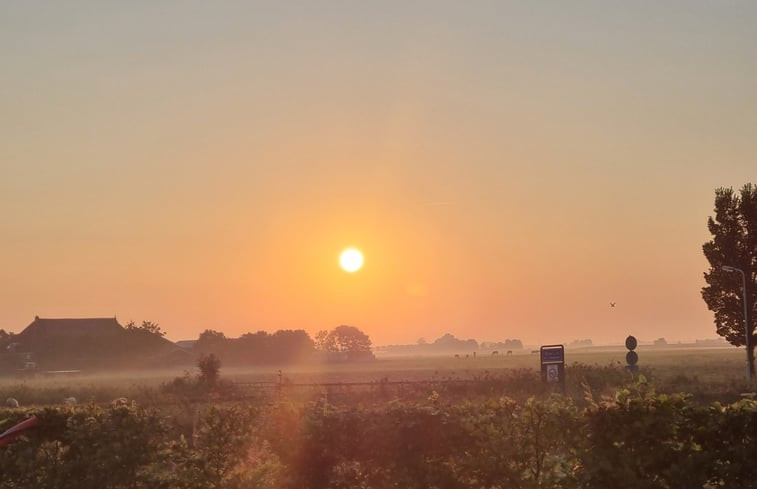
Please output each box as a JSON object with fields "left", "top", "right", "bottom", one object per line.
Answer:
{"left": 18, "top": 317, "right": 124, "bottom": 339}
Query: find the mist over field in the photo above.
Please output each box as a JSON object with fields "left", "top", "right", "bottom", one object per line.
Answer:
{"left": 2, "top": 1, "right": 757, "bottom": 487}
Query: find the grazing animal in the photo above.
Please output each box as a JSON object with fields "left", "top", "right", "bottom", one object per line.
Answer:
{"left": 506, "top": 350, "right": 513, "bottom": 356}
{"left": 492, "top": 350, "right": 499, "bottom": 356}
{"left": 63, "top": 397, "right": 77, "bottom": 406}
{"left": 454, "top": 354, "right": 460, "bottom": 358}
{"left": 6, "top": 397, "right": 19, "bottom": 408}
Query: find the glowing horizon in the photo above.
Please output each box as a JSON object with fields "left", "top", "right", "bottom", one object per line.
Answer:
{"left": 1, "top": 2, "right": 756, "bottom": 346}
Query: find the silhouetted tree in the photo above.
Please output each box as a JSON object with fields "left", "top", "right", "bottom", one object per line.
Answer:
{"left": 335, "top": 325, "right": 372, "bottom": 353}
{"left": 125, "top": 320, "right": 165, "bottom": 337}
{"left": 314, "top": 330, "right": 330, "bottom": 351}
{"left": 433, "top": 333, "right": 478, "bottom": 351}
{"left": 196, "top": 329, "right": 316, "bottom": 365}
{"left": 702, "top": 184, "right": 757, "bottom": 375}
{"left": 503, "top": 339, "right": 524, "bottom": 350}
{"left": 319, "top": 326, "right": 373, "bottom": 357}
{"left": 195, "top": 329, "right": 227, "bottom": 355}
{"left": 197, "top": 353, "right": 221, "bottom": 386}
{"left": 270, "top": 329, "right": 315, "bottom": 362}
{"left": 0, "top": 329, "right": 12, "bottom": 349}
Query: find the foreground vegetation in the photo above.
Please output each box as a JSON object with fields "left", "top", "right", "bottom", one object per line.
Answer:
{"left": 2, "top": 350, "right": 755, "bottom": 488}
{"left": 2, "top": 377, "right": 757, "bottom": 489}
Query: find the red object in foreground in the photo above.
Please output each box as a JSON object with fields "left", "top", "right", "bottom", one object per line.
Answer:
{"left": 0, "top": 416, "right": 39, "bottom": 447}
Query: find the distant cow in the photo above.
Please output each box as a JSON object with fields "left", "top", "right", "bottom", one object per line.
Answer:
{"left": 507, "top": 350, "right": 513, "bottom": 356}
{"left": 454, "top": 354, "right": 460, "bottom": 359}
{"left": 492, "top": 351, "right": 499, "bottom": 356}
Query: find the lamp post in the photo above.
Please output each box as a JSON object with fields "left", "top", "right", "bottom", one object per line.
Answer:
{"left": 722, "top": 265, "right": 751, "bottom": 383}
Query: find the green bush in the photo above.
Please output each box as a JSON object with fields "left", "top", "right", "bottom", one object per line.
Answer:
{"left": 3, "top": 381, "right": 757, "bottom": 488}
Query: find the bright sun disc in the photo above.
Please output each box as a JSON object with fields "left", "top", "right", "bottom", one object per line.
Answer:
{"left": 339, "top": 248, "right": 364, "bottom": 273}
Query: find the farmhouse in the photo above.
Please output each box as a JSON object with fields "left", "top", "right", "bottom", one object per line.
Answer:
{"left": 1, "top": 316, "right": 192, "bottom": 372}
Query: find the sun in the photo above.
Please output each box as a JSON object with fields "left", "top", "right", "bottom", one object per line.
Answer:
{"left": 339, "top": 248, "right": 364, "bottom": 273}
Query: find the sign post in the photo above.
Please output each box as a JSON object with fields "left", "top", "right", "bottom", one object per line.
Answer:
{"left": 540, "top": 344, "right": 565, "bottom": 391}
{"left": 625, "top": 335, "right": 639, "bottom": 373}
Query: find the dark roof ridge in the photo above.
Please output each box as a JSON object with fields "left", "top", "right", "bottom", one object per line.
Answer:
{"left": 33, "top": 317, "right": 119, "bottom": 321}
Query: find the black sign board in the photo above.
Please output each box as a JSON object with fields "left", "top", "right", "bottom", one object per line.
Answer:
{"left": 625, "top": 335, "right": 639, "bottom": 373}
{"left": 540, "top": 344, "right": 565, "bottom": 388}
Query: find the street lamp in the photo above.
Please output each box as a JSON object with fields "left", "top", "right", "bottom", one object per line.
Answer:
{"left": 722, "top": 265, "right": 751, "bottom": 383}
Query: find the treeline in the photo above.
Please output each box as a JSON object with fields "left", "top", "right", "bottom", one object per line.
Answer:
{"left": 2, "top": 383, "right": 757, "bottom": 488}
{"left": 378, "top": 333, "right": 523, "bottom": 355}
{"left": 190, "top": 325, "right": 374, "bottom": 366}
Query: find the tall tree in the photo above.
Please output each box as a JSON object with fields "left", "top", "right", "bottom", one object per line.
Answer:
{"left": 320, "top": 325, "right": 372, "bottom": 354}
{"left": 702, "top": 184, "right": 757, "bottom": 375}
{"left": 195, "top": 329, "right": 227, "bottom": 355}
{"left": 313, "top": 330, "right": 331, "bottom": 351}
{"left": 333, "top": 325, "right": 372, "bottom": 353}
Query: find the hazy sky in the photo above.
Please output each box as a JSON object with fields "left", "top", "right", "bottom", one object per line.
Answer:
{"left": 2, "top": 1, "right": 756, "bottom": 345}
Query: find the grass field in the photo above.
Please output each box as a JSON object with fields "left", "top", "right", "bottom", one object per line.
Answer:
{"left": 0, "top": 345, "right": 750, "bottom": 407}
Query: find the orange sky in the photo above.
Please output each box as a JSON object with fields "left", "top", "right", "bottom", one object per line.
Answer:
{"left": 1, "top": 2, "right": 756, "bottom": 345}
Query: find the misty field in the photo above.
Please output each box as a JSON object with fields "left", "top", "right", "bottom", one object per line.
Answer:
{"left": 2, "top": 346, "right": 756, "bottom": 489}
{"left": 0, "top": 346, "right": 749, "bottom": 406}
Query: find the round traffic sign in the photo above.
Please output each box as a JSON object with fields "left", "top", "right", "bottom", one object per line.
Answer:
{"left": 625, "top": 335, "right": 638, "bottom": 351}
{"left": 626, "top": 351, "right": 639, "bottom": 366}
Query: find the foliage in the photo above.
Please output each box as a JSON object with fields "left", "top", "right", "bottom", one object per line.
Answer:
{"left": 3, "top": 382, "right": 757, "bottom": 488}
{"left": 195, "top": 330, "right": 227, "bottom": 355}
{"left": 125, "top": 320, "right": 165, "bottom": 337}
{"left": 0, "top": 403, "right": 280, "bottom": 489}
{"left": 0, "top": 404, "right": 174, "bottom": 489}
{"left": 314, "top": 330, "right": 330, "bottom": 351}
{"left": 0, "top": 328, "right": 14, "bottom": 349}
{"left": 198, "top": 354, "right": 221, "bottom": 387}
{"left": 481, "top": 339, "right": 525, "bottom": 350}
{"left": 433, "top": 332, "right": 479, "bottom": 351}
{"left": 316, "top": 326, "right": 373, "bottom": 359}
{"left": 576, "top": 377, "right": 757, "bottom": 489}
{"left": 702, "top": 183, "right": 757, "bottom": 372}
{"left": 194, "top": 329, "right": 315, "bottom": 366}
{"left": 161, "top": 354, "right": 243, "bottom": 402}
{"left": 182, "top": 404, "right": 280, "bottom": 489}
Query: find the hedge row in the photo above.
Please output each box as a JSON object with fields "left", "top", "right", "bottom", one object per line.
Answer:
{"left": 2, "top": 382, "right": 756, "bottom": 488}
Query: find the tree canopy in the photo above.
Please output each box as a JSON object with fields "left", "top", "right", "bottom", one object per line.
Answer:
{"left": 317, "top": 325, "right": 372, "bottom": 353}
{"left": 125, "top": 320, "right": 165, "bottom": 337}
{"left": 702, "top": 183, "right": 757, "bottom": 373}
{"left": 194, "top": 329, "right": 315, "bottom": 365}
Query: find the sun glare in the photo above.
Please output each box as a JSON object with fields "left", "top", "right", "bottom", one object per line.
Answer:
{"left": 339, "top": 248, "right": 364, "bottom": 273}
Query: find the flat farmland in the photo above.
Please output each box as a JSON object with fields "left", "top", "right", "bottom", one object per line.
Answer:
{"left": 0, "top": 345, "right": 745, "bottom": 386}
{"left": 224, "top": 345, "right": 744, "bottom": 384}
{"left": 0, "top": 345, "right": 748, "bottom": 407}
